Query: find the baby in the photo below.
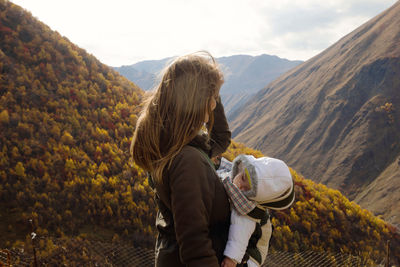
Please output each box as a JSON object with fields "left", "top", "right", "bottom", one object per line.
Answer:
{"left": 217, "top": 154, "right": 295, "bottom": 267}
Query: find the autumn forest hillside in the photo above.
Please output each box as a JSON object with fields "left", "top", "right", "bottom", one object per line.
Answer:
{"left": 0, "top": 0, "right": 155, "bottom": 248}
{"left": 0, "top": 0, "right": 399, "bottom": 265}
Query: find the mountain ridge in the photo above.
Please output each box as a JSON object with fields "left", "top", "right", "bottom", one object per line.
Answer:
{"left": 229, "top": 1, "right": 400, "bottom": 226}
{"left": 114, "top": 54, "right": 302, "bottom": 116}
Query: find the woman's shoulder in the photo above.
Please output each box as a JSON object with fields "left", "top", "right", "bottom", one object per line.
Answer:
{"left": 173, "top": 145, "right": 209, "bottom": 167}
{"left": 168, "top": 145, "right": 216, "bottom": 180}
{"left": 165, "top": 145, "right": 218, "bottom": 195}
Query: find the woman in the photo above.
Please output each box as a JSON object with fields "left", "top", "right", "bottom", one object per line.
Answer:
{"left": 131, "top": 52, "right": 231, "bottom": 266}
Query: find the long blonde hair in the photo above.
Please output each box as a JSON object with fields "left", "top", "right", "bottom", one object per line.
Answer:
{"left": 130, "top": 52, "right": 224, "bottom": 183}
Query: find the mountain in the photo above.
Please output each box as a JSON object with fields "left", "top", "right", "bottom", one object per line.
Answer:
{"left": 219, "top": 54, "right": 303, "bottom": 116}
{"left": 229, "top": 1, "right": 400, "bottom": 226}
{"left": 114, "top": 57, "right": 172, "bottom": 91}
{"left": 0, "top": 0, "right": 155, "bottom": 248}
{"left": 112, "top": 66, "right": 155, "bottom": 91}
{"left": 114, "top": 55, "right": 302, "bottom": 116}
{"left": 218, "top": 54, "right": 302, "bottom": 95}
{"left": 1, "top": 1, "right": 400, "bottom": 265}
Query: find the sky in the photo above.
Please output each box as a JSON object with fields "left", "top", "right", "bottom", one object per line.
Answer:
{"left": 10, "top": 0, "right": 398, "bottom": 67}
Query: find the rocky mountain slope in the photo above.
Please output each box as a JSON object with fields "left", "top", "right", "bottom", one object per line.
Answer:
{"left": 230, "top": 1, "right": 400, "bottom": 226}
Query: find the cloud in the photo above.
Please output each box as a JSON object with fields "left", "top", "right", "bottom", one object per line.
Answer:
{"left": 261, "top": 4, "right": 341, "bottom": 34}
{"left": 10, "top": 0, "right": 398, "bottom": 65}
{"left": 250, "top": 0, "right": 397, "bottom": 60}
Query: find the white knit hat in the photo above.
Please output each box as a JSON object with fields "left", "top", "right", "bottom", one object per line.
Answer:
{"left": 231, "top": 154, "right": 293, "bottom": 205}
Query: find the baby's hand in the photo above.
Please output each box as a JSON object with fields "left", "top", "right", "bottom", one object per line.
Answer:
{"left": 221, "top": 257, "right": 237, "bottom": 267}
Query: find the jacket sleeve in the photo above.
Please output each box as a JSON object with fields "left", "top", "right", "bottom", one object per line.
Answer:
{"left": 224, "top": 209, "right": 256, "bottom": 263}
{"left": 209, "top": 97, "right": 231, "bottom": 158}
{"left": 168, "top": 148, "right": 220, "bottom": 267}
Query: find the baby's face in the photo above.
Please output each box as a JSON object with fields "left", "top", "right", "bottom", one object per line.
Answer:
{"left": 232, "top": 171, "right": 251, "bottom": 191}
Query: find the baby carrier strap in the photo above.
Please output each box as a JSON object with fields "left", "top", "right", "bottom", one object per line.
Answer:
{"left": 194, "top": 146, "right": 217, "bottom": 170}
{"left": 247, "top": 206, "right": 269, "bottom": 221}
{"left": 148, "top": 172, "right": 155, "bottom": 190}
{"left": 241, "top": 210, "right": 270, "bottom": 266}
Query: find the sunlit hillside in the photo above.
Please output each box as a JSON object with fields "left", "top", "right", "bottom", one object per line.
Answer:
{"left": 0, "top": 0, "right": 155, "bottom": 248}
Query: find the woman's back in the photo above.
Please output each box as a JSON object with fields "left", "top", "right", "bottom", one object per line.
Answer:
{"left": 154, "top": 144, "right": 231, "bottom": 266}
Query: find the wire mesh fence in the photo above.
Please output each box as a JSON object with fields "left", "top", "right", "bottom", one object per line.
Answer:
{"left": 0, "top": 237, "right": 387, "bottom": 267}
{"left": 264, "top": 250, "right": 382, "bottom": 267}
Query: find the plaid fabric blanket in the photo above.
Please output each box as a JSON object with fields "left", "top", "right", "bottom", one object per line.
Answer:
{"left": 217, "top": 157, "right": 256, "bottom": 215}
